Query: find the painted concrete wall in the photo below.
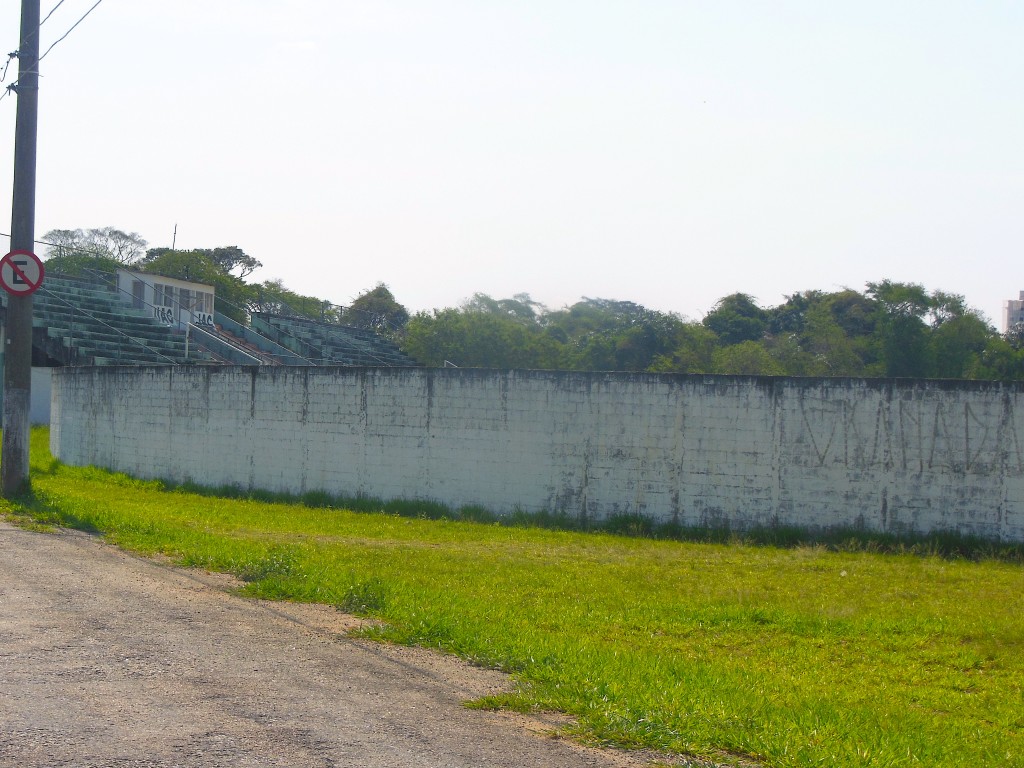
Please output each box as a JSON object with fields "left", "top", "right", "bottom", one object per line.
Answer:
{"left": 50, "top": 366, "right": 1024, "bottom": 541}
{"left": 31, "top": 367, "right": 52, "bottom": 425}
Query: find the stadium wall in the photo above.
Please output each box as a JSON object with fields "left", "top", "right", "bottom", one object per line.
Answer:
{"left": 50, "top": 366, "right": 1024, "bottom": 541}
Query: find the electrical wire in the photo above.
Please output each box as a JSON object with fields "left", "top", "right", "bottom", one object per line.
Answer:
{"left": 0, "top": 0, "right": 107, "bottom": 103}
{"left": 40, "top": 0, "right": 104, "bottom": 62}
{"left": 41, "top": 0, "right": 70, "bottom": 27}
{"left": 0, "top": 52, "right": 14, "bottom": 83}
{"left": 0, "top": 0, "right": 63, "bottom": 83}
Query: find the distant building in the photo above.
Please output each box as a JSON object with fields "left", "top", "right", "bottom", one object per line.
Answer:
{"left": 1004, "top": 291, "right": 1024, "bottom": 332}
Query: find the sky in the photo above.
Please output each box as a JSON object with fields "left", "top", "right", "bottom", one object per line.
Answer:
{"left": 1, "top": 1, "right": 1022, "bottom": 325}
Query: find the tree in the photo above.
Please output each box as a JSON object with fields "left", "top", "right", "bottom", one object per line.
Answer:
{"left": 928, "top": 313, "right": 995, "bottom": 379}
{"left": 648, "top": 323, "right": 718, "bottom": 374}
{"left": 347, "top": 283, "right": 410, "bottom": 333}
{"left": 463, "top": 292, "right": 544, "bottom": 323}
{"left": 702, "top": 293, "right": 768, "bottom": 345}
{"left": 42, "top": 227, "right": 147, "bottom": 264}
{"left": 866, "top": 280, "right": 931, "bottom": 378}
{"left": 544, "top": 298, "right": 686, "bottom": 371}
{"left": 250, "top": 279, "right": 333, "bottom": 322}
{"left": 402, "top": 308, "right": 561, "bottom": 369}
{"left": 137, "top": 248, "right": 255, "bottom": 323}
{"left": 144, "top": 246, "right": 262, "bottom": 279}
{"left": 800, "top": 301, "right": 871, "bottom": 376}
{"left": 976, "top": 336, "right": 1024, "bottom": 381}
{"left": 768, "top": 290, "right": 823, "bottom": 336}
{"left": 711, "top": 341, "right": 784, "bottom": 375}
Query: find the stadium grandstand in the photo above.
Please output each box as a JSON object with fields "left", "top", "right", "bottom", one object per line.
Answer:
{"left": 3, "top": 267, "right": 416, "bottom": 369}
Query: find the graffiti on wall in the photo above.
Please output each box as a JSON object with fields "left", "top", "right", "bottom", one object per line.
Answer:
{"left": 787, "top": 395, "right": 1021, "bottom": 476}
{"left": 153, "top": 306, "right": 175, "bottom": 325}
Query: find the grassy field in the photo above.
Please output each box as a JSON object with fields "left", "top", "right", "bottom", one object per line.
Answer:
{"left": 3, "top": 428, "right": 1023, "bottom": 767}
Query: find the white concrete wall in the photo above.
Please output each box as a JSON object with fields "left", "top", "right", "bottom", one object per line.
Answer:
{"left": 50, "top": 367, "right": 1024, "bottom": 541}
{"left": 31, "top": 367, "right": 52, "bottom": 424}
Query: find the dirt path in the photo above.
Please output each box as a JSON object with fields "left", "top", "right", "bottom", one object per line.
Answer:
{"left": 0, "top": 522, "right": 702, "bottom": 767}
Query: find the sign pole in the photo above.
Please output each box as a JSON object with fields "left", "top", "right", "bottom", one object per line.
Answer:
{"left": 3, "top": 0, "right": 41, "bottom": 497}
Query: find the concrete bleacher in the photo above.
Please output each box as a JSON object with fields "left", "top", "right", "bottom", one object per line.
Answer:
{"left": 7, "top": 270, "right": 419, "bottom": 369}
{"left": 27, "top": 274, "right": 217, "bottom": 366}
{"left": 251, "top": 312, "right": 416, "bottom": 367}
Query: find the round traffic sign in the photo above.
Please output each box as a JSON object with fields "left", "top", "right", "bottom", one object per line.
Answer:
{"left": 0, "top": 250, "right": 45, "bottom": 296}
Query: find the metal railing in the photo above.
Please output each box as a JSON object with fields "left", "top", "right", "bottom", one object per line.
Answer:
{"left": 186, "top": 322, "right": 263, "bottom": 365}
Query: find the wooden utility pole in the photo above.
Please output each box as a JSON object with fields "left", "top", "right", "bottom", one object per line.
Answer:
{"left": 2, "top": 0, "right": 41, "bottom": 497}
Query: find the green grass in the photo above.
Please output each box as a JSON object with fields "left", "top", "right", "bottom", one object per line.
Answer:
{"left": 4, "top": 427, "right": 1023, "bottom": 767}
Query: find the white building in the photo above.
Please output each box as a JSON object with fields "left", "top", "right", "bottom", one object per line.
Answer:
{"left": 116, "top": 270, "right": 216, "bottom": 331}
{"left": 1003, "top": 291, "right": 1024, "bottom": 333}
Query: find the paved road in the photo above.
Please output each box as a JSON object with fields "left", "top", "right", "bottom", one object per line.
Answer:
{"left": 0, "top": 522, "right": 693, "bottom": 768}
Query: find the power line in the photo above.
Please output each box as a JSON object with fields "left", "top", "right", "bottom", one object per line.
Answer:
{"left": 1, "top": 0, "right": 107, "bottom": 102}
{"left": 1, "top": 0, "right": 61, "bottom": 84}
{"left": 41, "top": 0, "right": 70, "bottom": 27}
{"left": 40, "top": 0, "right": 104, "bottom": 61}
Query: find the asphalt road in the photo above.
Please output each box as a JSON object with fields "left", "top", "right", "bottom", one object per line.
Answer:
{"left": 0, "top": 522, "right": 697, "bottom": 768}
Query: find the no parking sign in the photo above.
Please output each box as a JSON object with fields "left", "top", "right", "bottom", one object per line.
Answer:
{"left": 0, "top": 250, "right": 44, "bottom": 296}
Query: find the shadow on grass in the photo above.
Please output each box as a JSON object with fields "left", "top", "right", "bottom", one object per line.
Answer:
{"left": 2, "top": 485, "right": 102, "bottom": 535}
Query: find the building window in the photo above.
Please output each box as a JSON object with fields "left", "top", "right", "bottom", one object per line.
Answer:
{"left": 158, "top": 284, "right": 175, "bottom": 308}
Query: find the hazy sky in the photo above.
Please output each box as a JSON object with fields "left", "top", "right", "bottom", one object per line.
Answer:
{"left": 1, "top": 1, "right": 1022, "bottom": 325}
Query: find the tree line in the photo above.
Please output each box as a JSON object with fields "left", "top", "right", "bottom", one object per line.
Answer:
{"left": 41, "top": 226, "right": 1023, "bottom": 380}
{"left": 403, "top": 285, "right": 1023, "bottom": 380}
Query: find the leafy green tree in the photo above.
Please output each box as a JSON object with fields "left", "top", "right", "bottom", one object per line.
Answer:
{"left": 928, "top": 313, "right": 996, "bottom": 379}
{"left": 250, "top": 279, "right": 333, "bottom": 322}
{"left": 144, "top": 246, "right": 262, "bottom": 279}
{"left": 42, "top": 250, "right": 121, "bottom": 277}
{"left": 347, "top": 283, "right": 410, "bottom": 334}
{"left": 464, "top": 292, "right": 544, "bottom": 323}
{"left": 702, "top": 293, "right": 768, "bottom": 345}
{"left": 402, "top": 308, "right": 560, "bottom": 368}
{"left": 545, "top": 298, "right": 686, "bottom": 371}
{"left": 976, "top": 336, "right": 1024, "bottom": 381}
{"left": 137, "top": 248, "right": 255, "bottom": 323}
{"left": 866, "top": 280, "right": 931, "bottom": 377}
{"left": 768, "top": 290, "right": 824, "bottom": 336}
{"left": 828, "top": 289, "right": 878, "bottom": 338}
{"left": 798, "top": 296, "right": 872, "bottom": 376}
{"left": 648, "top": 323, "right": 718, "bottom": 373}
{"left": 711, "top": 341, "right": 785, "bottom": 375}
{"left": 763, "top": 332, "right": 824, "bottom": 377}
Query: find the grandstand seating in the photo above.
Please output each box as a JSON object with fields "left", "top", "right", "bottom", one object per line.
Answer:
{"left": 251, "top": 312, "right": 416, "bottom": 367}
{"left": 25, "top": 274, "right": 217, "bottom": 366}
{"left": 6, "top": 271, "right": 417, "bottom": 368}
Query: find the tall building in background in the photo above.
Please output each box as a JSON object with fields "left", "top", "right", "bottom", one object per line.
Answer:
{"left": 1004, "top": 291, "right": 1024, "bottom": 332}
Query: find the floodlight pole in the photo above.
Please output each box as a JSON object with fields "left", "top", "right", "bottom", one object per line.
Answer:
{"left": 2, "top": 0, "right": 41, "bottom": 497}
